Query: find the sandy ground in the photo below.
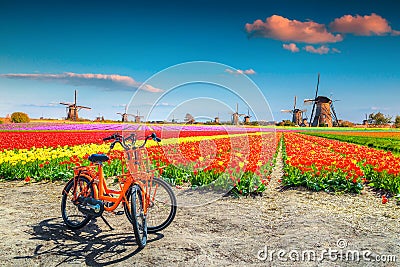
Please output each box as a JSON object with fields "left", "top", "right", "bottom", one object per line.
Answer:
{"left": 0, "top": 150, "right": 399, "bottom": 267}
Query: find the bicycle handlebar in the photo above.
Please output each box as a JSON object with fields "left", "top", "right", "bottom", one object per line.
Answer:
{"left": 103, "top": 132, "right": 161, "bottom": 150}
{"left": 103, "top": 134, "right": 122, "bottom": 141}
{"left": 151, "top": 132, "right": 161, "bottom": 142}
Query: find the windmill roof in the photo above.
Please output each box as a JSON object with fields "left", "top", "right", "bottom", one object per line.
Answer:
{"left": 315, "top": 96, "right": 332, "bottom": 103}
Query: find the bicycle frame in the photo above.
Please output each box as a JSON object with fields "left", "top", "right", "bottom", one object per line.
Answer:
{"left": 70, "top": 159, "right": 132, "bottom": 213}
{"left": 65, "top": 132, "right": 166, "bottom": 222}
{"left": 69, "top": 146, "right": 158, "bottom": 215}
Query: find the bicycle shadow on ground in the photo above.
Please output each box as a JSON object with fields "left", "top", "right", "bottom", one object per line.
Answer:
{"left": 18, "top": 217, "right": 164, "bottom": 266}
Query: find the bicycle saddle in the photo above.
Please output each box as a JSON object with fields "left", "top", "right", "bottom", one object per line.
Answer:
{"left": 88, "top": 154, "right": 109, "bottom": 163}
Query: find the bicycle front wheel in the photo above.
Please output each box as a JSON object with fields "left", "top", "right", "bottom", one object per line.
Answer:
{"left": 124, "top": 178, "right": 177, "bottom": 233}
{"left": 130, "top": 184, "right": 147, "bottom": 248}
{"left": 61, "top": 176, "right": 94, "bottom": 229}
{"left": 146, "top": 177, "right": 177, "bottom": 233}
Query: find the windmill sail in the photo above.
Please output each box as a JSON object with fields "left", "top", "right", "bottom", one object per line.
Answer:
{"left": 309, "top": 73, "right": 320, "bottom": 126}
{"left": 231, "top": 103, "right": 245, "bottom": 125}
{"left": 117, "top": 105, "right": 136, "bottom": 122}
{"left": 331, "top": 103, "right": 339, "bottom": 126}
{"left": 282, "top": 96, "right": 307, "bottom": 126}
{"left": 304, "top": 74, "right": 340, "bottom": 127}
{"left": 59, "top": 90, "right": 91, "bottom": 121}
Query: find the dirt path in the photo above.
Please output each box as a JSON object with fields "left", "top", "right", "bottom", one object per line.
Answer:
{"left": 0, "top": 148, "right": 399, "bottom": 266}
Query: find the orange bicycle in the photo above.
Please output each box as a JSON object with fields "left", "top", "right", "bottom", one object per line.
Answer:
{"left": 61, "top": 132, "right": 177, "bottom": 248}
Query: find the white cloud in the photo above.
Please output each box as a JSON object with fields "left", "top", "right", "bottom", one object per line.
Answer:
{"left": 246, "top": 13, "right": 399, "bottom": 54}
{"left": 225, "top": 68, "right": 256, "bottom": 75}
{"left": 22, "top": 102, "right": 60, "bottom": 108}
{"left": 371, "top": 106, "right": 389, "bottom": 111}
{"left": 282, "top": 43, "right": 299, "bottom": 52}
{"left": 246, "top": 15, "right": 343, "bottom": 44}
{"left": 0, "top": 72, "right": 163, "bottom": 93}
{"left": 330, "top": 13, "right": 399, "bottom": 36}
{"left": 112, "top": 104, "right": 128, "bottom": 108}
{"left": 129, "top": 102, "right": 176, "bottom": 108}
{"left": 304, "top": 45, "right": 330, "bottom": 54}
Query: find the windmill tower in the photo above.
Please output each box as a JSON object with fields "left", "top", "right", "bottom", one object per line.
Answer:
{"left": 304, "top": 74, "right": 339, "bottom": 127}
{"left": 214, "top": 113, "right": 220, "bottom": 124}
{"left": 171, "top": 115, "right": 179, "bottom": 123}
{"left": 231, "top": 103, "right": 245, "bottom": 125}
{"left": 60, "top": 90, "right": 91, "bottom": 121}
{"left": 117, "top": 105, "right": 135, "bottom": 122}
{"left": 134, "top": 110, "right": 144, "bottom": 123}
{"left": 244, "top": 109, "right": 252, "bottom": 124}
{"left": 281, "top": 96, "right": 307, "bottom": 126}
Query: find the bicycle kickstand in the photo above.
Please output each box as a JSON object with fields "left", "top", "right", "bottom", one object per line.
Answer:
{"left": 100, "top": 215, "right": 114, "bottom": 230}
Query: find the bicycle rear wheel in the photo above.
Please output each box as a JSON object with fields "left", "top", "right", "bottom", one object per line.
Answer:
{"left": 130, "top": 184, "right": 147, "bottom": 248}
{"left": 61, "top": 176, "right": 94, "bottom": 229}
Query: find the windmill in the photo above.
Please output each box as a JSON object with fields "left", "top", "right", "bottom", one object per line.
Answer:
{"left": 363, "top": 114, "right": 370, "bottom": 126}
{"left": 230, "top": 103, "right": 245, "bottom": 125}
{"left": 281, "top": 96, "right": 307, "bottom": 126}
{"left": 243, "top": 109, "right": 252, "bottom": 124}
{"left": 134, "top": 110, "right": 144, "bottom": 123}
{"left": 304, "top": 74, "right": 339, "bottom": 127}
{"left": 171, "top": 115, "right": 177, "bottom": 123}
{"left": 214, "top": 112, "right": 220, "bottom": 124}
{"left": 60, "top": 90, "right": 91, "bottom": 121}
{"left": 117, "top": 105, "right": 135, "bottom": 122}
{"left": 184, "top": 113, "right": 195, "bottom": 124}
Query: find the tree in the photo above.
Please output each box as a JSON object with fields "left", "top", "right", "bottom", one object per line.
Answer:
{"left": 395, "top": 115, "right": 400, "bottom": 128}
{"left": 369, "top": 112, "right": 391, "bottom": 125}
{"left": 11, "top": 112, "right": 30, "bottom": 123}
{"left": 184, "top": 113, "right": 195, "bottom": 124}
{"left": 339, "top": 120, "right": 355, "bottom": 127}
{"left": 277, "top": 120, "right": 295, "bottom": 126}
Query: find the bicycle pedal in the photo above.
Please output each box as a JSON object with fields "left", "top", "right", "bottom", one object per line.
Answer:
{"left": 104, "top": 202, "right": 113, "bottom": 208}
{"left": 114, "top": 211, "right": 125, "bottom": 216}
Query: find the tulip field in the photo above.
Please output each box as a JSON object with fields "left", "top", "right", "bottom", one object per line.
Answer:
{"left": 282, "top": 132, "right": 400, "bottom": 197}
{"left": 1, "top": 123, "right": 399, "bottom": 199}
{"left": 0, "top": 123, "right": 278, "bottom": 196}
{"left": 303, "top": 131, "right": 400, "bottom": 153}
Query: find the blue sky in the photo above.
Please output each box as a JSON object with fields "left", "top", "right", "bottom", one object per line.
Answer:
{"left": 0, "top": 0, "right": 399, "bottom": 123}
